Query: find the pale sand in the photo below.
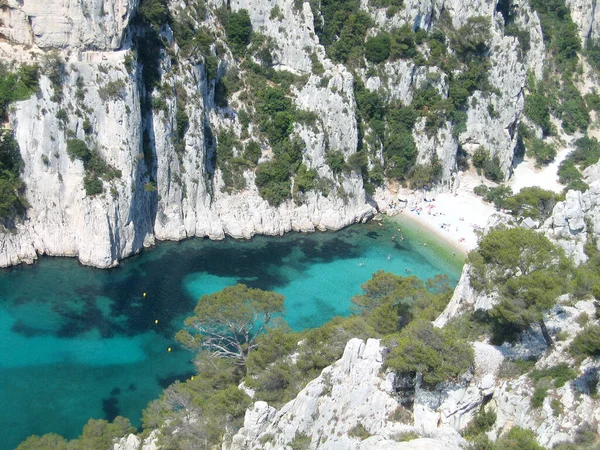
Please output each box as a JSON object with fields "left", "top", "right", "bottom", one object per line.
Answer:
{"left": 509, "top": 146, "right": 571, "bottom": 194}
{"left": 392, "top": 150, "right": 570, "bottom": 254}
{"left": 398, "top": 182, "right": 497, "bottom": 255}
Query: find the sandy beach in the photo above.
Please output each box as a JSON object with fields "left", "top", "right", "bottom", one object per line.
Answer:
{"left": 385, "top": 150, "right": 569, "bottom": 254}
{"left": 398, "top": 184, "right": 497, "bottom": 255}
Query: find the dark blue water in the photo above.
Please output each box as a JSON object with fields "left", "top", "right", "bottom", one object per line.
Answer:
{"left": 0, "top": 218, "right": 462, "bottom": 449}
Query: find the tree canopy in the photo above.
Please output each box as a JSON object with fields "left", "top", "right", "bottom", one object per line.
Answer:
{"left": 351, "top": 270, "right": 452, "bottom": 334}
{"left": 226, "top": 10, "right": 252, "bottom": 55}
{"left": 469, "top": 227, "right": 570, "bottom": 345}
{"left": 176, "top": 284, "right": 285, "bottom": 367}
{"left": 385, "top": 319, "right": 474, "bottom": 386}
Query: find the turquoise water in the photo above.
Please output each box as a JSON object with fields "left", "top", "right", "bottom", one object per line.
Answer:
{"left": 0, "top": 218, "right": 462, "bottom": 449}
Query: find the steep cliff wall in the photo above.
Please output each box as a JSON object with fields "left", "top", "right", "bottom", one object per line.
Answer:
{"left": 0, "top": 0, "right": 552, "bottom": 268}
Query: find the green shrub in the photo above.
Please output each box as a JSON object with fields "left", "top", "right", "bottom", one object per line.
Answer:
{"left": 505, "top": 23, "right": 531, "bottom": 53}
{"left": 16, "top": 434, "right": 68, "bottom": 450}
{"left": 502, "top": 186, "right": 561, "bottom": 220}
{"left": 365, "top": 33, "right": 391, "bottom": 63}
{"left": 462, "top": 407, "right": 497, "bottom": 438}
{"left": 559, "top": 81, "right": 590, "bottom": 134}
{"left": 269, "top": 5, "right": 284, "bottom": 20}
{"left": 0, "top": 63, "right": 39, "bottom": 120}
{"left": 524, "top": 92, "right": 552, "bottom": 136}
{"left": 325, "top": 150, "right": 347, "bottom": 175}
{"left": 473, "top": 184, "right": 513, "bottom": 208}
{"left": 138, "top": 0, "right": 170, "bottom": 28}
{"left": 530, "top": 0, "right": 580, "bottom": 73}
{"left": 312, "top": 0, "right": 371, "bottom": 65}
{"left": 385, "top": 319, "right": 474, "bottom": 386}
{"left": 531, "top": 385, "right": 548, "bottom": 408}
{"left": 389, "top": 24, "right": 420, "bottom": 60}
{"left": 529, "top": 363, "right": 577, "bottom": 387}
{"left": 227, "top": 10, "right": 252, "bottom": 55}
{"left": 82, "top": 118, "right": 92, "bottom": 134}
{"left": 0, "top": 130, "right": 27, "bottom": 218}
{"left": 255, "top": 159, "right": 292, "bottom": 205}
{"left": 368, "top": 0, "right": 404, "bottom": 8}
{"left": 568, "top": 136, "right": 600, "bottom": 169}
{"left": 498, "top": 358, "right": 537, "bottom": 379}
{"left": 558, "top": 136, "right": 600, "bottom": 191}
{"left": 348, "top": 424, "right": 372, "bottom": 440}
{"left": 68, "top": 417, "right": 135, "bottom": 450}
{"left": 494, "top": 427, "right": 544, "bottom": 450}
{"left": 98, "top": 79, "right": 126, "bottom": 101}
{"left": 569, "top": 325, "right": 600, "bottom": 358}
{"left": 290, "top": 431, "right": 311, "bottom": 450}
{"left": 527, "top": 138, "right": 556, "bottom": 167}
{"left": 410, "top": 155, "right": 442, "bottom": 189}
{"left": 293, "top": 164, "right": 318, "bottom": 195}
{"left": 83, "top": 174, "right": 103, "bottom": 196}
{"left": 243, "top": 141, "right": 262, "bottom": 164}
{"left": 175, "top": 106, "right": 189, "bottom": 141}
{"left": 551, "top": 398, "right": 563, "bottom": 416}
{"left": 450, "top": 16, "right": 491, "bottom": 62}
{"left": 472, "top": 148, "right": 503, "bottom": 181}
{"left": 558, "top": 159, "right": 586, "bottom": 191}
{"left": 66, "top": 139, "right": 91, "bottom": 163}
{"left": 396, "top": 431, "right": 420, "bottom": 441}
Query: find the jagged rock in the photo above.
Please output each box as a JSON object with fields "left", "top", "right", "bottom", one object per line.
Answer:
{"left": 114, "top": 429, "right": 159, "bottom": 450}
{"left": 0, "top": 0, "right": 137, "bottom": 50}
{"left": 542, "top": 182, "right": 600, "bottom": 265}
{"left": 225, "top": 338, "right": 468, "bottom": 449}
{"left": 359, "top": 437, "right": 461, "bottom": 450}
{"left": 566, "top": 0, "right": 600, "bottom": 43}
{"left": 113, "top": 434, "right": 141, "bottom": 450}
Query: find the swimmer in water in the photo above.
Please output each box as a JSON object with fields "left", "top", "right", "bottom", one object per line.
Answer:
{"left": 359, "top": 261, "right": 364, "bottom": 266}
{"left": 387, "top": 254, "right": 391, "bottom": 259}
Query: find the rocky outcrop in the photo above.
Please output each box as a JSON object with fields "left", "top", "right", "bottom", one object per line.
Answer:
{"left": 490, "top": 300, "right": 600, "bottom": 448}
{"left": 221, "top": 307, "right": 600, "bottom": 450}
{"left": 225, "top": 338, "right": 465, "bottom": 450}
{"left": 0, "top": 0, "right": 137, "bottom": 50}
{"left": 542, "top": 181, "right": 600, "bottom": 265}
{"left": 566, "top": 0, "right": 600, "bottom": 44}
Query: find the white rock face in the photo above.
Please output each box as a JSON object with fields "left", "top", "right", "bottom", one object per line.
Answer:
{"left": 230, "top": 0, "right": 315, "bottom": 72}
{"left": 114, "top": 429, "right": 160, "bottom": 450}
{"left": 0, "top": 0, "right": 552, "bottom": 270}
{"left": 0, "top": 0, "right": 375, "bottom": 268}
{"left": 490, "top": 300, "right": 600, "bottom": 448}
{"left": 225, "top": 338, "right": 463, "bottom": 450}
{"left": 543, "top": 182, "right": 600, "bottom": 264}
{"left": 0, "top": 0, "right": 137, "bottom": 50}
{"left": 566, "top": 0, "right": 600, "bottom": 43}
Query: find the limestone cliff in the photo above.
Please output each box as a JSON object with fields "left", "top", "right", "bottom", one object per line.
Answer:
{"left": 0, "top": 0, "right": 549, "bottom": 268}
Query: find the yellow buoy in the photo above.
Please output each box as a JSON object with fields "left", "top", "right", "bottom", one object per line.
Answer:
{"left": 154, "top": 319, "right": 158, "bottom": 324}
{"left": 191, "top": 376, "right": 195, "bottom": 381}
{"left": 167, "top": 347, "right": 172, "bottom": 352}
{"left": 143, "top": 292, "right": 147, "bottom": 297}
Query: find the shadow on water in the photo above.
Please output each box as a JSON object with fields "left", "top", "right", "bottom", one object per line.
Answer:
{"left": 4, "top": 220, "right": 459, "bottom": 343}
{"left": 0, "top": 219, "right": 464, "bottom": 449}
{"left": 102, "top": 397, "right": 121, "bottom": 422}
{"left": 7, "top": 230, "right": 365, "bottom": 340}
{"left": 157, "top": 371, "right": 196, "bottom": 389}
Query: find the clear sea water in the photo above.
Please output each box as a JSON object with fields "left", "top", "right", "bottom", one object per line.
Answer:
{"left": 0, "top": 217, "right": 463, "bottom": 449}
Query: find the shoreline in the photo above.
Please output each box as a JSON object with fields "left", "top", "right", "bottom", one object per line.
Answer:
{"left": 392, "top": 211, "right": 468, "bottom": 257}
